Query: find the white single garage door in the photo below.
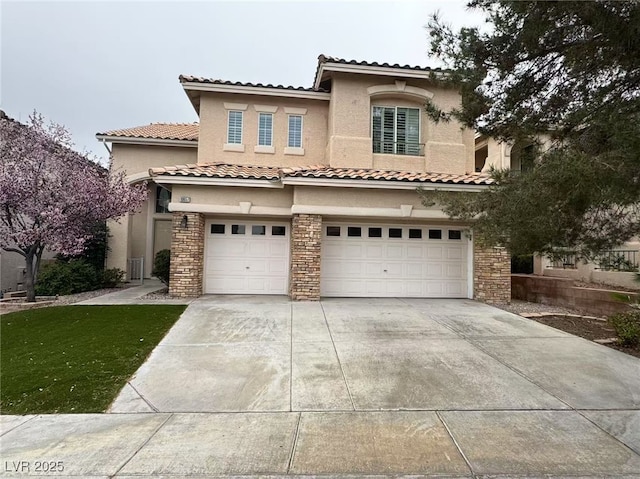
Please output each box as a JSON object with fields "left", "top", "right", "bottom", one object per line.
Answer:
{"left": 321, "top": 223, "right": 470, "bottom": 298}
{"left": 205, "top": 220, "right": 290, "bottom": 294}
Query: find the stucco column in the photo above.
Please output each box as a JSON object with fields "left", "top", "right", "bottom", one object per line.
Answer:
{"left": 169, "top": 212, "right": 205, "bottom": 297}
{"left": 473, "top": 235, "right": 511, "bottom": 304}
{"left": 290, "top": 214, "right": 322, "bottom": 301}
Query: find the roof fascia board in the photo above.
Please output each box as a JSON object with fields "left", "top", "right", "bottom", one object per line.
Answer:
{"left": 281, "top": 176, "right": 488, "bottom": 192}
{"left": 152, "top": 176, "right": 284, "bottom": 188}
{"left": 96, "top": 135, "right": 198, "bottom": 148}
{"left": 182, "top": 82, "right": 331, "bottom": 101}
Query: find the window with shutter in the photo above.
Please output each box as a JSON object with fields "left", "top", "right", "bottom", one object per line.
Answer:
{"left": 288, "top": 115, "right": 303, "bottom": 148}
{"left": 371, "top": 106, "right": 421, "bottom": 155}
{"left": 258, "top": 113, "right": 273, "bottom": 146}
{"left": 227, "top": 111, "right": 243, "bottom": 144}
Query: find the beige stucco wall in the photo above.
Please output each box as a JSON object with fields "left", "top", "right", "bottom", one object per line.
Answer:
{"left": 108, "top": 144, "right": 195, "bottom": 278}
{"left": 171, "top": 185, "right": 294, "bottom": 208}
{"left": 197, "top": 93, "right": 329, "bottom": 167}
{"left": 111, "top": 143, "right": 198, "bottom": 176}
{"left": 106, "top": 215, "right": 130, "bottom": 272}
{"left": 327, "top": 73, "right": 474, "bottom": 174}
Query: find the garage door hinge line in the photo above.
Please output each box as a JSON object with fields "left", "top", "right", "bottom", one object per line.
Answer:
{"left": 320, "top": 301, "right": 356, "bottom": 411}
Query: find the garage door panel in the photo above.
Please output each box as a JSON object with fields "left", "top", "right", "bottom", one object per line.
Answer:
{"left": 426, "top": 263, "right": 443, "bottom": 277}
{"left": 365, "top": 281, "right": 385, "bottom": 295}
{"left": 447, "top": 246, "right": 464, "bottom": 259}
{"left": 321, "top": 223, "right": 469, "bottom": 298}
{"left": 323, "top": 242, "right": 344, "bottom": 258}
{"left": 386, "top": 263, "right": 404, "bottom": 276}
{"left": 447, "top": 264, "right": 464, "bottom": 278}
{"left": 406, "top": 281, "right": 424, "bottom": 296}
{"left": 365, "top": 262, "right": 384, "bottom": 275}
{"left": 386, "top": 245, "right": 404, "bottom": 259}
{"left": 446, "top": 282, "right": 465, "bottom": 295}
{"left": 406, "top": 263, "right": 423, "bottom": 277}
{"left": 426, "top": 282, "right": 445, "bottom": 295}
{"left": 345, "top": 244, "right": 364, "bottom": 257}
{"left": 365, "top": 244, "right": 384, "bottom": 258}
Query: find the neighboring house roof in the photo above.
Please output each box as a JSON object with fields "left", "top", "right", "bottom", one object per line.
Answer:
{"left": 149, "top": 163, "right": 493, "bottom": 186}
{"left": 96, "top": 123, "right": 199, "bottom": 142}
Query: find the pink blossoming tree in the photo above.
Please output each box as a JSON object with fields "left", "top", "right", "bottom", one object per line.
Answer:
{"left": 0, "top": 111, "right": 147, "bottom": 301}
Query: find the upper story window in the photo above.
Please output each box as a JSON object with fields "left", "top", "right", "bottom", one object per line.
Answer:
{"left": 258, "top": 112, "right": 273, "bottom": 146}
{"left": 372, "top": 106, "right": 421, "bottom": 156}
{"left": 288, "top": 115, "right": 303, "bottom": 148}
{"left": 227, "top": 110, "right": 243, "bottom": 144}
{"left": 155, "top": 186, "right": 171, "bottom": 214}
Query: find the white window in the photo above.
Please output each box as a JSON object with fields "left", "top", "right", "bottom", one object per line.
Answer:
{"left": 257, "top": 112, "right": 273, "bottom": 146}
{"left": 288, "top": 115, "right": 303, "bottom": 148}
{"left": 372, "top": 106, "right": 420, "bottom": 155}
{"left": 227, "top": 110, "right": 243, "bottom": 144}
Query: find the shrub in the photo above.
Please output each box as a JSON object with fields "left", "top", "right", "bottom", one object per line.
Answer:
{"left": 101, "top": 268, "right": 125, "bottom": 288}
{"left": 608, "top": 310, "right": 640, "bottom": 347}
{"left": 35, "top": 260, "right": 100, "bottom": 296}
{"left": 152, "top": 249, "right": 171, "bottom": 286}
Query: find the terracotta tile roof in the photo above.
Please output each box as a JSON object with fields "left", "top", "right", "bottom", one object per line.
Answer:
{"left": 317, "top": 54, "right": 447, "bottom": 73}
{"left": 150, "top": 163, "right": 493, "bottom": 185}
{"left": 314, "top": 54, "right": 450, "bottom": 88}
{"left": 179, "top": 75, "right": 328, "bottom": 93}
{"left": 97, "top": 123, "right": 199, "bottom": 141}
{"left": 149, "top": 163, "right": 281, "bottom": 180}
{"left": 281, "top": 165, "right": 493, "bottom": 185}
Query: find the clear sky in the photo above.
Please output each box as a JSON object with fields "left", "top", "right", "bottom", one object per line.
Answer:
{"left": 1, "top": 0, "right": 486, "bottom": 164}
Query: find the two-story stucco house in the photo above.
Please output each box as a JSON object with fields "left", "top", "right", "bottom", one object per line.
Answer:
{"left": 96, "top": 55, "right": 510, "bottom": 302}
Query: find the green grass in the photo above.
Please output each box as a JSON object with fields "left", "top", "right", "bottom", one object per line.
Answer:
{"left": 1, "top": 305, "right": 186, "bottom": 414}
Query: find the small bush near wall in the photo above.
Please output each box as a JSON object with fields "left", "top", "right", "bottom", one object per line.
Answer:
{"left": 152, "top": 249, "right": 170, "bottom": 286}
{"left": 101, "top": 268, "right": 125, "bottom": 288}
{"left": 511, "top": 254, "right": 534, "bottom": 274}
{"left": 36, "top": 260, "right": 101, "bottom": 296}
{"left": 608, "top": 310, "right": 640, "bottom": 347}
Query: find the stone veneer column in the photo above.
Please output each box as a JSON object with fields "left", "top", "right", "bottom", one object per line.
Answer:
{"left": 290, "top": 214, "right": 322, "bottom": 301}
{"left": 473, "top": 236, "right": 511, "bottom": 304}
{"left": 169, "top": 212, "right": 205, "bottom": 297}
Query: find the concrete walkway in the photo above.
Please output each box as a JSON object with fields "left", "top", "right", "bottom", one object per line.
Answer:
{"left": 76, "top": 279, "right": 191, "bottom": 305}
{"left": 2, "top": 296, "right": 640, "bottom": 477}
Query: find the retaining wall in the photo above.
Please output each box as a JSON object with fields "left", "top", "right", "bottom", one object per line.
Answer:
{"left": 511, "top": 274, "right": 638, "bottom": 317}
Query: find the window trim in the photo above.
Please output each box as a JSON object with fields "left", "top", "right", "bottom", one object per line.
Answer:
{"left": 371, "top": 104, "right": 421, "bottom": 156}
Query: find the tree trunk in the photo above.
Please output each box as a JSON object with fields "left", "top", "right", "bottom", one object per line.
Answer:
{"left": 24, "top": 250, "right": 36, "bottom": 302}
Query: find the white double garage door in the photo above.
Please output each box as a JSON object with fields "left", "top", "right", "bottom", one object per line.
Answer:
{"left": 205, "top": 220, "right": 470, "bottom": 298}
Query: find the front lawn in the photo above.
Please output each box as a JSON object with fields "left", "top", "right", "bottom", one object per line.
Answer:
{"left": 1, "top": 305, "right": 186, "bottom": 414}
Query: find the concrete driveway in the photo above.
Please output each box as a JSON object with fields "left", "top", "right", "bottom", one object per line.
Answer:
{"left": 3, "top": 296, "right": 640, "bottom": 477}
